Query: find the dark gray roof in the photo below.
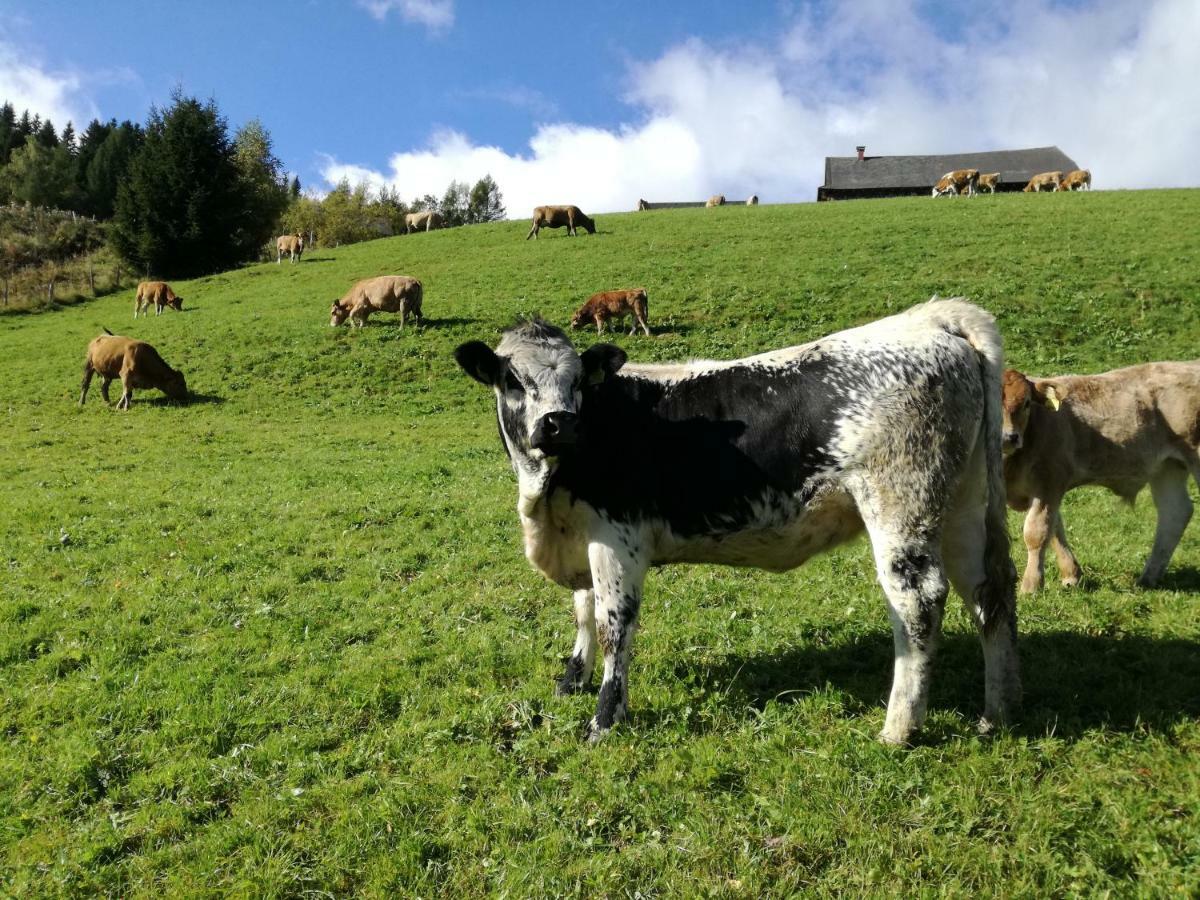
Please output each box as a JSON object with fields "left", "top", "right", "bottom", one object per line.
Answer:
{"left": 823, "top": 146, "right": 1079, "bottom": 190}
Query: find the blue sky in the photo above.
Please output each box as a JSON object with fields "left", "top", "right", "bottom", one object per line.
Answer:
{"left": 2, "top": 1, "right": 1197, "bottom": 213}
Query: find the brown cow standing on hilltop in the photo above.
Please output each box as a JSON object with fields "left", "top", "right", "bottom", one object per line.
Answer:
{"left": 977, "top": 173, "right": 1001, "bottom": 194}
{"left": 1023, "top": 171, "right": 1062, "bottom": 192}
{"left": 277, "top": 233, "right": 304, "bottom": 263}
{"left": 405, "top": 210, "right": 444, "bottom": 233}
{"left": 705, "top": 194, "right": 726, "bottom": 207}
{"left": 526, "top": 205, "right": 596, "bottom": 239}
{"left": 80, "top": 331, "right": 188, "bottom": 409}
{"left": 329, "top": 275, "right": 423, "bottom": 328}
{"left": 932, "top": 169, "right": 980, "bottom": 197}
{"left": 1056, "top": 170, "right": 1092, "bottom": 192}
{"left": 134, "top": 281, "right": 183, "bottom": 318}
{"left": 1000, "top": 363, "right": 1200, "bottom": 592}
{"left": 570, "top": 289, "right": 651, "bottom": 336}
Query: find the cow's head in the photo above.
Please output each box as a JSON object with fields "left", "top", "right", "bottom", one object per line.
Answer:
{"left": 569, "top": 307, "right": 590, "bottom": 330}
{"left": 164, "top": 368, "right": 189, "bottom": 402}
{"left": 330, "top": 300, "right": 350, "bottom": 326}
{"left": 579, "top": 214, "right": 596, "bottom": 235}
{"left": 167, "top": 294, "right": 183, "bottom": 311}
{"left": 455, "top": 319, "right": 625, "bottom": 495}
{"left": 1001, "top": 368, "right": 1062, "bottom": 455}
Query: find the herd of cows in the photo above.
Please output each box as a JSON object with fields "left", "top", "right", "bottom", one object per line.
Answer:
{"left": 934, "top": 167, "right": 1093, "bottom": 196}
{"left": 73, "top": 199, "right": 1200, "bottom": 745}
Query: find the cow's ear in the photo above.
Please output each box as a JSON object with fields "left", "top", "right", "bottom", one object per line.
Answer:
{"left": 1034, "top": 381, "right": 1064, "bottom": 411}
{"left": 454, "top": 341, "right": 502, "bottom": 386}
{"left": 581, "top": 343, "right": 627, "bottom": 385}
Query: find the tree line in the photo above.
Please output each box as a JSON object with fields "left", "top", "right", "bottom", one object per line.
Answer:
{"left": 0, "top": 95, "right": 506, "bottom": 281}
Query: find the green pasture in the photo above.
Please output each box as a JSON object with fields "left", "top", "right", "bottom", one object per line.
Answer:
{"left": 1, "top": 190, "right": 1198, "bottom": 896}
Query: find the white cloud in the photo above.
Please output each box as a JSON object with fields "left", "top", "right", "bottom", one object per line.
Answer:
{"left": 0, "top": 41, "right": 98, "bottom": 128}
{"left": 358, "top": 0, "right": 453, "bottom": 31}
{"left": 322, "top": 0, "right": 1200, "bottom": 214}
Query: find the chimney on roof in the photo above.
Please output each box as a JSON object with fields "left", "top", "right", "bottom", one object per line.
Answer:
{"left": 856, "top": 145, "right": 866, "bottom": 161}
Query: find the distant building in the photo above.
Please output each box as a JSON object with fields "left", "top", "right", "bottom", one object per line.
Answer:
{"left": 817, "top": 145, "right": 1080, "bottom": 201}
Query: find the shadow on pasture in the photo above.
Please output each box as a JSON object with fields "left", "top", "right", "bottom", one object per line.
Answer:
{"left": 138, "top": 392, "right": 225, "bottom": 407}
{"left": 417, "top": 316, "right": 479, "bottom": 328}
{"left": 300, "top": 257, "right": 335, "bottom": 264}
{"left": 683, "top": 630, "right": 1200, "bottom": 741}
{"left": 1153, "top": 566, "right": 1200, "bottom": 592}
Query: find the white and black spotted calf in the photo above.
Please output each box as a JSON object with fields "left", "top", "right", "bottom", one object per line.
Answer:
{"left": 455, "top": 299, "right": 1020, "bottom": 745}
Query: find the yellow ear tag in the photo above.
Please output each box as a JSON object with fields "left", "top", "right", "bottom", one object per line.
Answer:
{"left": 589, "top": 369, "right": 605, "bottom": 386}
{"left": 1044, "top": 387, "right": 1062, "bottom": 411}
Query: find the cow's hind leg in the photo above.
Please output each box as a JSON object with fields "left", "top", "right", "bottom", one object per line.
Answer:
{"left": 557, "top": 589, "right": 597, "bottom": 695}
{"left": 867, "top": 529, "right": 949, "bottom": 745}
{"left": 100, "top": 377, "right": 113, "bottom": 404}
{"left": 586, "top": 538, "right": 648, "bottom": 742}
{"left": 79, "top": 365, "right": 94, "bottom": 405}
{"left": 1050, "top": 511, "right": 1082, "bottom": 587}
{"left": 1138, "top": 463, "right": 1193, "bottom": 587}
{"left": 943, "top": 502, "right": 1021, "bottom": 734}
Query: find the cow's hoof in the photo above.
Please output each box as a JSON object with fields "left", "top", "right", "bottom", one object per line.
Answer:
{"left": 1060, "top": 575, "right": 1081, "bottom": 588}
{"left": 585, "top": 719, "right": 609, "bottom": 745}
{"left": 1135, "top": 573, "right": 1161, "bottom": 589}
{"left": 877, "top": 729, "right": 913, "bottom": 748}
{"left": 555, "top": 678, "right": 585, "bottom": 697}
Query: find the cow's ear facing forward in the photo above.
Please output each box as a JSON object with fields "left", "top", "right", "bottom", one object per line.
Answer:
{"left": 1033, "top": 380, "right": 1065, "bottom": 411}
{"left": 455, "top": 341, "right": 502, "bottom": 386}
{"left": 581, "top": 343, "right": 627, "bottom": 385}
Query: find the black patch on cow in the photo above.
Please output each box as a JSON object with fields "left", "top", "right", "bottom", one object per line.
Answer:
{"left": 594, "top": 674, "right": 625, "bottom": 730}
{"left": 891, "top": 551, "right": 932, "bottom": 593}
{"left": 556, "top": 654, "right": 589, "bottom": 695}
{"left": 547, "top": 356, "right": 857, "bottom": 537}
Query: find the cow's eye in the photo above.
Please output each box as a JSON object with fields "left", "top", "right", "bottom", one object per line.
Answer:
{"left": 505, "top": 371, "right": 525, "bottom": 393}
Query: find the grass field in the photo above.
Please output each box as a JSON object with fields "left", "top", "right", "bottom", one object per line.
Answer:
{"left": 2, "top": 190, "right": 1199, "bottom": 896}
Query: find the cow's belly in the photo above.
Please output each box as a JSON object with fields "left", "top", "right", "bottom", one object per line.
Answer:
{"left": 654, "top": 491, "right": 863, "bottom": 572}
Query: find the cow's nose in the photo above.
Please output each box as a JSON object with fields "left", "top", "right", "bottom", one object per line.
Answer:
{"left": 532, "top": 411, "right": 579, "bottom": 452}
{"left": 1002, "top": 431, "right": 1021, "bottom": 450}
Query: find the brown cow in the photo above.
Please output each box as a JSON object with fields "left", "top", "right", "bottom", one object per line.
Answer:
{"left": 977, "top": 173, "right": 1001, "bottom": 194}
{"left": 932, "top": 169, "right": 980, "bottom": 197}
{"left": 1001, "top": 364, "right": 1200, "bottom": 592}
{"left": 1022, "top": 171, "right": 1062, "bottom": 193}
{"left": 276, "top": 233, "right": 304, "bottom": 263}
{"left": 80, "top": 331, "right": 188, "bottom": 410}
{"left": 705, "top": 194, "right": 726, "bottom": 207}
{"left": 1056, "top": 169, "right": 1092, "bottom": 192}
{"left": 134, "top": 281, "right": 183, "bottom": 318}
{"left": 329, "top": 275, "right": 423, "bottom": 328}
{"left": 526, "top": 205, "right": 596, "bottom": 239}
{"left": 570, "top": 288, "right": 651, "bottom": 336}
{"left": 405, "top": 210, "right": 444, "bottom": 233}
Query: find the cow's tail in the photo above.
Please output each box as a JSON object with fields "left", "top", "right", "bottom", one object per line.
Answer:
{"left": 102, "top": 326, "right": 113, "bottom": 335}
{"left": 922, "top": 296, "right": 1016, "bottom": 634}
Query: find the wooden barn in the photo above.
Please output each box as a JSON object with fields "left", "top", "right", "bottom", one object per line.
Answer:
{"left": 817, "top": 145, "right": 1080, "bottom": 201}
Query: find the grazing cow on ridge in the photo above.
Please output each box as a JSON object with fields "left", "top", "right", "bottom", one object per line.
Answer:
{"left": 134, "top": 281, "right": 183, "bottom": 318}
{"left": 637, "top": 199, "right": 649, "bottom": 211}
{"left": 1001, "top": 364, "right": 1200, "bottom": 592}
{"left": 330, "top": 275, "right": 423, "bottom": 328}
{"left": 1023, "top": 172, "right": 1062, "bottom": 192}
{"left": 1056, "top": 170, "right": 1092, "bottom": 192}
{"left": 277, "top": 233, "right": 304, "bottom": 263}
{"left": 977, "top": 173, "right": 1001, "bottom": 194}
{"left": 454, "top": 298, "right": 1020, "bottom": 746}
{"left": 80, "top": 331, "right": 188, "bottom": 409}
{"left": 932, "top": 169, "right": 980, "bottom": 197}
{"left": 705, "top": 194, "right": 726, "bottom": 207}
{"left": 526, "top": 205, "right": 596, "bottom": 239}
{"left": 405, "top": 210, "right": 444, "bottom": 233}
{"left": 570, "top": 288, "right": 651, "bottom": 336}
{"left": 747, "top": 194, "right": 759, "bottom": 205}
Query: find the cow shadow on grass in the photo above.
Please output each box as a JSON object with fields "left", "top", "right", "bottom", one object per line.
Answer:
{"left": 677, "top": 630, "right": 1200, "bottom": 741}
{"left": 300, "top": 257, "right": 336, "bottom": 264}
{"left": 138, "top": 392, "right": 225, "bottom": 407}
{"left": 415, "top": 316, "right": 479, "bottom": 329}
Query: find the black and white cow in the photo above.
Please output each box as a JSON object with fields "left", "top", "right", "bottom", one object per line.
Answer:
{"left": 454, "top": 298, "right": 1020, "bottom": 745}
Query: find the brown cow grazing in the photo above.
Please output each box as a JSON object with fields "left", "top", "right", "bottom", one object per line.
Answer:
{"left": 526, "top": 205, "right": 596, "bottom": 239}
{"left": 1001, "top": 364, "right": 1200, "bottom": 593}
{"left": 134, "top": 281, "right": 183, "bottom": 318}
{"left": 80, "top": 331, "right": 188, "bottom": 410}
{"left": 705, "top": 194, "right": 726, "bottom": 207}
{"left": 977, "top": 173, "right": 1001, "bottom": 194}
{"left": 746, "top": 194, "right": 759, "bottom": 205}
{"left": 276, "top": 233, "right": 304, "bottom": 263}
{"left": 570, "top": 288, "right": 651, "bottom": 336}
{"left": 932, "top": 169, "right": 980, "bottom": 197}
{"left": 1056, "top": 169, "right": 1092, "bottom": 192}
{"left": 405, "top": 210, "right": 444, "bottom": 233}
{"left": 329, "top": 275, "right": 423, "bottom": 328}
{"left": 1022, "top": 171, "right": 1062, "bottom": 193}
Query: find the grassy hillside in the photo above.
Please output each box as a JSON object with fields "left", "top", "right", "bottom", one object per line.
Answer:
{"left": 1, "top": 190, "right": 1198, "bottom": 896}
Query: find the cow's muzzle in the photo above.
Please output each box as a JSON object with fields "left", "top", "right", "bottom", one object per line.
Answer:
{"left": 531, "top": 411, "right": 578, "bottom": 454}
{"left": 1001, "top": 431, "right": 1022, "bottom": 455}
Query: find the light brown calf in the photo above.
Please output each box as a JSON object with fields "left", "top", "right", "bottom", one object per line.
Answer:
{"left": 932, "top": 169, "right": 980, "bottom": 197}
{"left": 277, "top": 233, "right": 304, "bottom": 263}
{"left": 1022, "top": 171, "right": 1062, "bottom": 192}
{"left": 705, "top": 194, "right": 726, "bottom": 207}
{"left": 526, "top": 205, "right": 596, "bottom": 239}
{"left": 977, "top": 173, "right": 1000, "bottom": 194}
{"left": 570, "top": 288, "right": 651, "bottom": 336}
{"left": 1001, "top": 364, "right": 1200, "bottom": 592}
{"left": 405, "top": 210, "right": 444, "bottom": 233}
{"left": 134, "top": 281, "right": 183, "bottom": 318}
{"left": 1056, "top": 169, "right": 1092, "bottom": 192}
{"left": 80, "top": 332, "right": 188, "bottom": 410}
{"left": 329, "top": 275, "right": 423, "bottom": 328}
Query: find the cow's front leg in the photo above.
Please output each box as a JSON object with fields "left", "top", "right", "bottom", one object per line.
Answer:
{"left": 1050, "top": 511, "right": 1082, "bottom": 587}
{"left": 587, "top": 538, "right": 648, "bottom": 742}
{"left": 1020, "top": 497, "right": 1058, "bottom": 593}
{"left": 1139, "top": 464, "right": 1193, "bottom": 587}
{"left": 556, "top": 588, "right": 597, "bottom": 695}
